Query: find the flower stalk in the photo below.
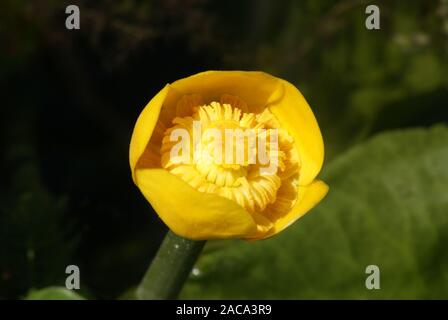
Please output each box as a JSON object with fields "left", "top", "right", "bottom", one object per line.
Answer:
{"left": 137, "top": 231, "right": 206, "bottom": 300}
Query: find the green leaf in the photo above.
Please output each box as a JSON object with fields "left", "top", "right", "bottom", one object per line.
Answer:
{"left": 25, "top": 287, "right": 85, "bottom": 300}
{"left": 181, "top": 126, "right": 448, "bottom": 299}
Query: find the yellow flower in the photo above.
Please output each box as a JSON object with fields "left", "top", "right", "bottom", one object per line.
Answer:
{"left": 130, "top": 71, "right": 328, "bottom": 240}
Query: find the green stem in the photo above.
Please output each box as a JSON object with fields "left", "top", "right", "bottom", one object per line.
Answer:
{"left": 137, "top": 231, "right": 206, "bottom": 300}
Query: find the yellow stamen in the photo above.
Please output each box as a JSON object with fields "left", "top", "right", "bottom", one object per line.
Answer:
{"left": 160, "top": 95, "right": 300, "bottom": 217}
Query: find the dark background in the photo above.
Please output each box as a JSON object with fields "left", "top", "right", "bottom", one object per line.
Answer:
{"left": 1, "top": 0, "right": 447, "bottom": 299}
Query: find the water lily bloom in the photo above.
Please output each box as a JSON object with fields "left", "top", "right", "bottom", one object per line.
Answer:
{"left": 130, "top": 71, "right": 328, "bottom": 240}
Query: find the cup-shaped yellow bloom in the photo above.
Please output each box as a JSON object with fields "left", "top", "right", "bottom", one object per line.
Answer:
{"left": 130, "top": 71, "right": 328, "bottom": 240}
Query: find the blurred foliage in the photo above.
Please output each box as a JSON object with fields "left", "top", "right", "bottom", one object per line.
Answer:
{"left": 182, "top": 126, "right": 448, "bottom": 299}
{"left": 26, "top": 287, "right": 85, "bottom": 300}
{"left": 0, "top": 0, "right": 447, "bottom": 299}
{"left": 0, "top": 104, "right": 77, "bottom": 298}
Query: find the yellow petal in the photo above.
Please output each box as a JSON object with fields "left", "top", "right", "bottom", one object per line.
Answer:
{"left": 135, "top": 168, "right": 258, "bottom": 240}
{"left": 268, "top": 80, "right": 325, "bottom": 186}
{"left": 253, "top": 180, "right": 329, "bottom": 240}
{"left": 170, "top": 71, "right": 280, "bottom": 114}
{"left": 129, "top": 85, "right": 170, "bottom": 183}
{"left": 130, "top": 71, "right": 327, "bottom": 241}
{"left": 170, "top": 71, "right": 324, "bottom": 185}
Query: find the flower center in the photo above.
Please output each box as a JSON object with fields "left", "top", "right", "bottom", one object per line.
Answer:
{"left": 160, "top": 97, "right": 299, "bottom": 215}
